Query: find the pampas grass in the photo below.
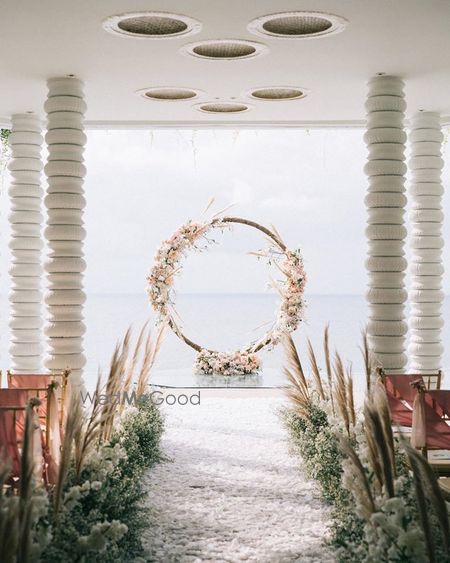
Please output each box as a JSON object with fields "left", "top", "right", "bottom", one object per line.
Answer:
{"left": 404, "top": 442, "right": 450, "bottom": 557}
{"left": 323, "top": 325, "right": 335, "bottom": 416}
{"left": 283, "top": 326, "right": 450, "bottom": 561}
{"left": 283, "top": 329, "right": 357, "bottom": 433}
{"left": 54, "top": 390, "right": 83, "bottom": 518}
{"left": 283, "top": 335, "right": 309, "bottom": 417}
{"left": 0, "top": 402, "right": 41, "bottom": 562}
{"left": 307, "top": 339, "right": 325, "bottom": 401}
{"left": 0, "top": 461, "right": 19, "bottom": 563}
{"left": 339, "top": 435, "right": 376, "bottom": 519}
{"left": 74, "top": 376, "right": 103, "bottom": 481}
{"left": 360, "top": 328, "right": 373, "bottom": 392}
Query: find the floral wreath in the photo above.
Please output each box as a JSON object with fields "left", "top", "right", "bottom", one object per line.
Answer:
{"left": 147, "top": 215, "right": 306, "bottom": 376}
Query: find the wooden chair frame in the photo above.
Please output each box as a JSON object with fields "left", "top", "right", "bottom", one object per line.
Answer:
{"left": 377, "top": 367, "right": 442, "bottom": 391}
{"left": 0, "top": 386, "right": 55, "bottom": 449}
{"left": 6, "top": 369, "right": 70, "bottom": 424}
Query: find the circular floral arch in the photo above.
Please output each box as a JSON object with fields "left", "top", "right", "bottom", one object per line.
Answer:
{"left": 147, "top": 215, "right": 306, "bottom": 375}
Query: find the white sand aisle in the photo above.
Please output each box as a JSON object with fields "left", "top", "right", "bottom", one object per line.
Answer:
{"left": 141, "top": 392, "right": 334, "bottom": 562}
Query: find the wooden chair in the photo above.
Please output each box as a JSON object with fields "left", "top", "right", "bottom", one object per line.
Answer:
{"left": 0, "top": 386, "right": 62, "bottom": 485}
{"left": 378, "top": 368, "right": 442, "bottom": 426}
{"left": 7, "top": 369, "right": 70, "bottom": 426}
{"left": 0, "top": 400, "right": 45, "bottom": 485}
{"left": 379, "top": 368, "right": 450, "bottom": 476}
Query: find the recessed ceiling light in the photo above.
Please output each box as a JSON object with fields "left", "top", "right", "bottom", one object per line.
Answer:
{"left": 181, "top": 39, "right": 268, "bottom": 60}
{"left": 247, "top": 86, "right": 307, "bottom": 101}
{"left": 103, "top": 12, "right": 202, "bottom": 39}
{"left": 196, "top": 102, "right": 251, "bottom": 114}
{"left": 248, "top": 11, "right": 348, "bottom": 39}
{"left": 136, "top": 87, "right": 202, "bottom": 101}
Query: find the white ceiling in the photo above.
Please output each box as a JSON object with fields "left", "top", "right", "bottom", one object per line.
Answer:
{"left": 1, "top": 0, "right": 449, "bottom": 127}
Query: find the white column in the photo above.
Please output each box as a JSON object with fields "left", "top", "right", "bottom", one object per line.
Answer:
{"left": 8, "top": 114, "right": 44, "bottom": 372}
{"left": 364, "top": 75, "right": 408, "bottom": 372}
{"left": 408, "top": 112, "right": 444, "bottom": 374}
{"left": 44, "top": 77, "right": 87, "bottom": 384}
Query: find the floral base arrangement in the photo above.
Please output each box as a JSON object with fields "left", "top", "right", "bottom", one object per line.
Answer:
{"left": 194, "top": 349, "right": 261, "bottom": 376}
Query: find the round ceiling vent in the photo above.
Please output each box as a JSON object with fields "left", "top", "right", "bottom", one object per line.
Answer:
{"left": 248, "top": 86, "right": 307, "bottom": 101}
{"left": 196, "top": 102, "right": 251, "bottom": 114}
{"left": 103, "top": 12, "right": 202, "bottom": 39}
{"left": 248, "top": 11, "right": 348, "bottom": 39}
{"left": 181, "top": 39, "right": 268, "bottom": 60}
{"left": 136, "top": 87, "right": 202, "bottom": 101}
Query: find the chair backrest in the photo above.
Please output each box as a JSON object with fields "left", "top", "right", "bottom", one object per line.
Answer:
{"left": 0, "top": 408, "right": 21, "bottom": 479}
{"left": 411, "top": 386, "right": 450, "bottom": 451}
{"left": 378, "top": 368, "right": 442, "bottom": 387}
{"left": 0, "top": 389, "right": 29, "bottom": 440}
{"left": 0, "top": 403, "right": 47, "bottom": 483}
{"left": 7, "top": 370, "right": 70, "bottom": 424}
{"left": 378, "top": 369, "right": 437, "bottom": 428}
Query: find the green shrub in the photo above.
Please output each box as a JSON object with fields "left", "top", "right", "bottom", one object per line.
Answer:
{"left": 41, "top": 397, "right": 164, "bottom": 562}
{"left": 282, "top": 405, "right": 365, "bottom": 561}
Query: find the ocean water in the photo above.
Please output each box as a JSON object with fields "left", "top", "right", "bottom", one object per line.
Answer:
{"left": 2, "top": 294, "right": 449, "bottom": 395}
{"left": 82, "top": 293, "right": 450, "bottom": 394}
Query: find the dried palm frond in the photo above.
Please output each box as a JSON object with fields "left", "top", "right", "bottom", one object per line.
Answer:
{"left": 307, "top": 339, "right": 326, "bottom": 401}
{"left": 363, "top": 405, "right": 384, "bottom": 492}
{"left": 54, "top": 390, "right": 82, "bottom": 518}
{"left": 122, "top": 321, "right": 149, "bottom": 397}
{"left": 100, "top": 337, "right": 129, "bottom": 442}
{"left": 17, "top": 402, "right": 39, "bottom": 563}
{"left": 339, "top": 435, "right": 377, "bottom": 519}
{"left": 333, "top": 352, "right": 350, "bottom": 434}
{"left": 0, "top": 460, "right": 19, "bottom": 561}
{"left": 283, "top": 335, "right": 309, "bottom": 417}
{"left": 372, "top": 380, "right": 396, "bottom": 477}
{"left": 74, "top": 375, "right": 103, "bottom": 481}
{"left": 364, "top": 403, "right": 395, "bottom": 498}
{"left": 360, "top": 328, "right": 373, "bottom": 393}
{"left": 404, "top": 445, "right": 436, "bottom": 563}
{"left": 323, "top": 325, "right": 335, "bottom": 416}
{"left": 202, "top": 196, "right": 215, "bottom": 216}
{"left": 136, "top": 325, "right": 165, "bottom": 397}
{"left": 346, "top": 365, "right": 356, "bottom": 428}
{"left": 284, "top": 367, "right": 310, "bottom": 418}
{"left": 403, "top": 442, "right": 450, "bottom": 555}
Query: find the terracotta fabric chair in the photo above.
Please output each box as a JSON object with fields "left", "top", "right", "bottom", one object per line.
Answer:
{"left": 8, "top": 374, "right": 52, "bottom": 421}
{"left": 1, "top": 387, "right": 61, "bottom": 485}
{"left": 427, "top": 390, "right": 450, "bottom": 420}
{"left": 381, "top": 371, "right": 442, "bottom": 428}
{"left": 43, "top": 385, "right": 62, "bottom": 485}
{"left": 0, "top": 388, "right": 28, "bottom": 440}
{"left": 383, "top": 374, "right": 422, "bottom": 427}
{"left": 0, "top": 408, "right": 21, "bottom": 478}
{"left": 7, "top": 371, "right": 69, "bottom": 426}
{"left": 411, "top": 382, "right": 450, "bottom": 451}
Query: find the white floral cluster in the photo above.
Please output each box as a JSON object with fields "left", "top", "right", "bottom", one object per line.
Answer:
{"left": 271, "top": 249, "right": 306, "bottom": 346}
{"left": 147, "top": 220, "right": 212, "bottom": 319}
{"left": 195, "top": 349, "right": 261, "bottom": 376}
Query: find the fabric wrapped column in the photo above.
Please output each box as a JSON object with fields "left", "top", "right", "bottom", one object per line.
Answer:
{"left": 44, "top": 77, "right": 87, "bottom": 384}
{"left": 363, "top": 75, "right": 408, "bottom": 373}
{"left": 408, "top": 112, "right": 444, "bottom": 375}
{"left": 8, "top": 114, "right": 44, "bottom": 372}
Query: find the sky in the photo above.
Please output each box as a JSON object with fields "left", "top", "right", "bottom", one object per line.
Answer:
{"left": 1, "top": 128, "right": 449, "bottom": 296}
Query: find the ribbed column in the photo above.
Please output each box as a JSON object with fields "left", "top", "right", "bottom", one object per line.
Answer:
{"left": 363, "top": 75, "right": 408, "bottom": 372}
{"left": 408, "top": 112, "right": 444, "bottom": 374}
{"left": 8, "top": 114, "right": 44, "bottom": 372}
{"left": 44, "top": 77, "right": 87, "bottom": 384}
